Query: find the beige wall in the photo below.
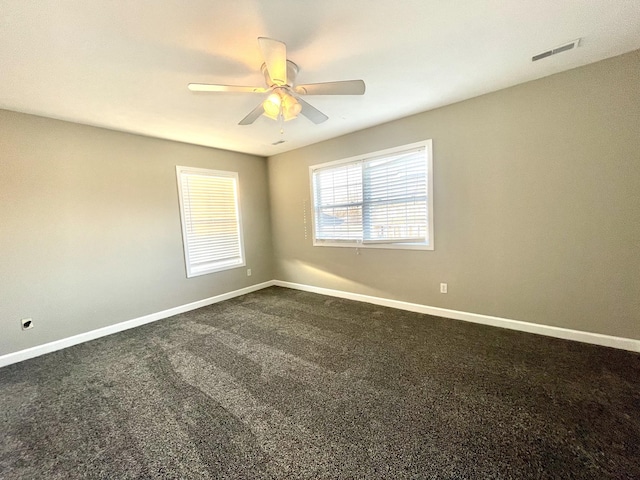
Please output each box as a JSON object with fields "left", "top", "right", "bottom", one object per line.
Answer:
{"left": 268, "top": 50, "right": 640, "bottom": 340}
{"left": 0, "top": 110, "right": 273, "bottom": 355}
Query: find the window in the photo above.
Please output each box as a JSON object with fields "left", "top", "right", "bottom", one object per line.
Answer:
{"left": 176, "top": 166, "right": 245, "bottom": 277}
{"left": 310, "top": 140, "right": 433, "bottom": 250}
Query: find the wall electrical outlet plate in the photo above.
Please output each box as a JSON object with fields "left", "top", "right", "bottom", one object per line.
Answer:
{"left": 440, "top": 283, "right": 448, "bottom": 294}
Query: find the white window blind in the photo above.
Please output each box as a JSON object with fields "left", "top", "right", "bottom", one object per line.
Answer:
{"left": 313, "top": 162, "right": 363, "bottom": 241}
{"left": 176, "top": 166, "right": 245, "bottom": 277}
{"left": 310, "top": 141, "right": 433, "bottom": 250}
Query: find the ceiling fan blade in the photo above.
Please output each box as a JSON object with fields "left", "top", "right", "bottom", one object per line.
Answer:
{"left": 295, "top": 80, "right": 366, "bottom": 96}
{"left": 297, "top": 98, "right": 328, "bottom": 124}
{"left": 238, "top": 102, "right": 265, "bottom": 125}
{"left": 258, "top": 37, "right": 287, "bottom": 86}
{"left": 188, "top": 83, "right": 266, "bottom": 93}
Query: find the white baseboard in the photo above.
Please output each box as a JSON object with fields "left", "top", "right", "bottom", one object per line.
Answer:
{"left": 273, "top": 280, "right": 640, "bottom": 353}
{"left": 2, "top": 278, "right": 637, "bottom": 369}
{"left": 0, "top": 280, "right": 276, "bottom": 368}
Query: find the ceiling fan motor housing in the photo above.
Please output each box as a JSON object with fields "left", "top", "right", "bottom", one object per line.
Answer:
{"left": 262, "top": 60, "right": 299, "bottom": 88}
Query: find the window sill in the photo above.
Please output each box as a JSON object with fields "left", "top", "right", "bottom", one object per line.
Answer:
{"left": 312, "top": 241, "right": 433, "bottom": 251}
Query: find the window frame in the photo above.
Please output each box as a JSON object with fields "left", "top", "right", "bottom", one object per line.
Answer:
{"left": 176, "top": 166, "right": 246, "bottom": 278}
{"left": 309, "top": 140, "right": 434, "bottom": 251}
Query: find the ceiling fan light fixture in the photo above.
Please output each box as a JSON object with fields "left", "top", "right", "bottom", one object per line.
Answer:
{"left": 262, "top": 89, "right": 301, "bottom": 121}
{"left": 262, "top": 93, "right": 282, "bottom": 120}
{"left": 282, "top": 94, "right": 302, "bottom": 121}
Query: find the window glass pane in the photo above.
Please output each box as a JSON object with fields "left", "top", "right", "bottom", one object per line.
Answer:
{"left": 316, "top": 205, "right": 363, "bottom": 240}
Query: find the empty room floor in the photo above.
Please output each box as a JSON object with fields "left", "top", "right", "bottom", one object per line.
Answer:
{"left": 1, "top": 287, "right": 638, "bottom": 478}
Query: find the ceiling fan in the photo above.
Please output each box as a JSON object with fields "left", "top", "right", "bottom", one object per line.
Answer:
{"left": 188, "top": 37, "right": 366, "bottom": 126}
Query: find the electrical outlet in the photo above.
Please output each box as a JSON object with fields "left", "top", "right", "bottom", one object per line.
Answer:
{"left": 21, "top": 318, "right": 33, "bottom": 330}
{"left": 247, "top": 268, "right": 252, "bottom": 277}
{"left": 440, "top": 283, "right": 448, "bottom": 294}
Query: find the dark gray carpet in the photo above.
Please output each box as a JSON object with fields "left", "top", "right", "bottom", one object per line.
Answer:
{"left": 1, "top": 286, "right": 639, "bottom": 479}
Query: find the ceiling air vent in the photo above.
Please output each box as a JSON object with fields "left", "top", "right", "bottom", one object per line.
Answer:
{"left": 271, "top": 140, "right": 286, "bottom": 146}
{"left": 532, "top": 38, "right": 581, "bottom": 62}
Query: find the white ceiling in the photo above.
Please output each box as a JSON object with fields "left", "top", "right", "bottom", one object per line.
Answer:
{"left": 1, "top": 1, "right": 639, "bottom": 157}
